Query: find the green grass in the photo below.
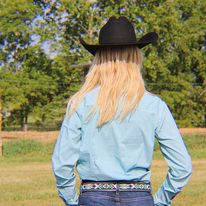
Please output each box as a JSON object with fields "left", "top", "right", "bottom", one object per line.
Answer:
{"left": 1, "top": 139, "right": 55, "bottom": 162}
{"left": 0, "top": 134, "right": 205, "bottom": 206}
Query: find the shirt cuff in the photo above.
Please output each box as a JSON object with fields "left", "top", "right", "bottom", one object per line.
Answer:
{"left": 58, "top": 187, "right": 79, "bottom": 206}
{"left": 153, "top": 194, "right": 171, "bottom": 206}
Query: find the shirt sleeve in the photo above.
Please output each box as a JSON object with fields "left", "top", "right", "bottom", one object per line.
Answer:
{"left": 153, "top": 100, "right": 193, "bottom": 206}
{"left": 51, "top": 104, "right": 82, "bottom": 206}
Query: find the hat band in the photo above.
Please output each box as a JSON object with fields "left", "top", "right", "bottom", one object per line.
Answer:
{"left": 99, "top": 40, "right": 138, "bottom": 45}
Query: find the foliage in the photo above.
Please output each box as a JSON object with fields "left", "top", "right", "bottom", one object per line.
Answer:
{"left": 0, "top": 0, "right": 205, "bottom": 130}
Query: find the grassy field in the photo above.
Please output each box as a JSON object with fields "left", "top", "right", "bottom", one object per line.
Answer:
{"left": 0, "top": 134, "right": 205, "bottom": 206}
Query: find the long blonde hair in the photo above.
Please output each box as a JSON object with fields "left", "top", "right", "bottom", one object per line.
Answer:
{"left": 66, "top": 45, "right": 145, "bottom": 128}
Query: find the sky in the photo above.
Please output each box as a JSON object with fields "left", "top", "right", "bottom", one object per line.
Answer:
{"left": 29, "top": 5, "right": 69, "bottom": 59}
{"left": 31, "top": 33, "right": 57, "bottom": 59}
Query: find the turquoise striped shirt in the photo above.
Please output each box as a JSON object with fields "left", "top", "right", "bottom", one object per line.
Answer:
{"left": 51, "top": 85, "right": 193, "bottom": 206}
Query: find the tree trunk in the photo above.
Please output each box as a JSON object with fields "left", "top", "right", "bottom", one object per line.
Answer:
{"left": 24, "top": 114, "right": 28, "bottom": 131}
{"left": 0, "top": 95, "right": 2, "bottom": 131}
{"left": 0, "top": 96, "right": 2, "bottom": 156}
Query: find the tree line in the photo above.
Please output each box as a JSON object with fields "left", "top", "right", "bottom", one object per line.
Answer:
{"left": 0, "top": 0, "right": 205, "bottom": 131}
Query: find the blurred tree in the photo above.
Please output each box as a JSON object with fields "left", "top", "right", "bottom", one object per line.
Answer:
{"left": 0, "top": 0, "right": 205, "bottom": 130}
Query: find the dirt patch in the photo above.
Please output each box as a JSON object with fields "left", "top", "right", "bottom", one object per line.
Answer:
{"left": 0, "top": 128, "right": 205, "bottom": 144}
{"left": 0, "top": 131, "right": 59, "bottom": 144}
{"left": 179, "top": 128, "right": 206, "bottom": 135}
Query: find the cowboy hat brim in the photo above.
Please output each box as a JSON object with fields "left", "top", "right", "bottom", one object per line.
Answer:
{"left": 79, "top": 32, "right": 158, "bottom": 56}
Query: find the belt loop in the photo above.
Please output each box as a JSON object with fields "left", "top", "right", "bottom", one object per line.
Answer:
{"left": 116, "top": 182, "right": 120, "bottom": 195}
{"left": 149, "top": 184, "right": 152, "bottom": 194}
{"left": 80, "top": 182, "right": 83, "bottom": 195}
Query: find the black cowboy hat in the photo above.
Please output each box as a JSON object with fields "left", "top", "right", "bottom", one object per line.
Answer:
{"left": 79, "top": 15, "right": 158, "bottom": 56}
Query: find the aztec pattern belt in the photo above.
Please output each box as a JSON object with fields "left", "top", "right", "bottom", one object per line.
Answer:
{"left": 80, "top": 180, "right": 152, "bottom": 192}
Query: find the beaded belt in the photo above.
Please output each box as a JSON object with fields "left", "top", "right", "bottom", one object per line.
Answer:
{"left": 81, "top": 180, "right": 151, "bottom": 192}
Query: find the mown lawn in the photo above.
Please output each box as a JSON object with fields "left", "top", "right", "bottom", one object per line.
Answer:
{"left": 0, "top": 135, "right": 205, "bottom": 206}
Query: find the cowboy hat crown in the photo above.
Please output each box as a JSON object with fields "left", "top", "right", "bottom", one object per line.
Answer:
{"left": 79, "top": 15, "right": 158, "bottom": 56}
